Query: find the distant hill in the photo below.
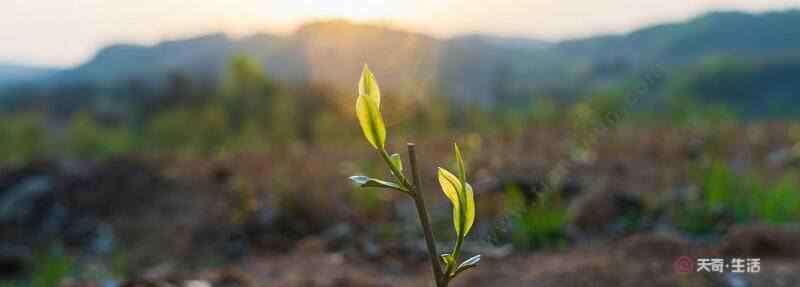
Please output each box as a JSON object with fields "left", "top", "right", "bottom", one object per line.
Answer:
{"left": 0, "top": 64, "right": 56, "bottom": 86}
{"left": 557, "top": 10, "right": 800, "bottom": 74}
{"left": 3, "top": 9, "right": 800, "bottom": 117}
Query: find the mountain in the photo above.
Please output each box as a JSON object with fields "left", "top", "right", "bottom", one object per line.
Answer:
{"left": 56, "top": 33, "right": 234, "bottom": 85}
{"left": 560, "top": 10, "right": 800, "bottom": 65}
{"left": 3, "top": 9, "right": 800, "bottom": 117}
{"left": 0, "top": 64, "right": 56, "bottom": 86}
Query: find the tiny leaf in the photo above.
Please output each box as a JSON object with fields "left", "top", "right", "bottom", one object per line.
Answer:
{"left": 349, "top": 176, "right": 407, "bottom": 193}
{"left": 453, "top": 255, "right": 481, "bottom": 277}
{"left": 390, "top": 153, "right": 403, "bottom": 172}
{"left": 439, "top": 253, "right": 455, "bottom": 270}
{"left": 355, "top": 65, "right": 386, "bottom": 149}
{"left": 454, "top": 143, "right": 466, "bottom": 183}
{"left": 359, "top": 64, "right": 381, "bottom": 107}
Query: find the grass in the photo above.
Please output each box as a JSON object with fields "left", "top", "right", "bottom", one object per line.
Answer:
{"left": 504, "top": 186, "right": 568, "bottom": 250}
{"left": 677, "top": 161, "right": 800, "bottom": 235}
{"left": 30, "top": 246, "right": 75, "bottom": 287}
{"left": 754, "top": 175, "right": 800, "bottom": 224}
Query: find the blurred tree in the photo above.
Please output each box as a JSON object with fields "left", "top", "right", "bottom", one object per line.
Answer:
{"left": 0, "top": 112, "right": 49, "bottom": 164}
{"left": 64, "top": 111, "right": 133, "bottom": 159}
{"left": 222, "top": 55, "right": 274, "bottom": 134}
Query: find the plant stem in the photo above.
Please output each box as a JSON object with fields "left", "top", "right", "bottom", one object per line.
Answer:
{"left": 380, "top": 149, "right": 411, "bottom": 189}
{"left": 407, "top": 143, "right": 446, "bottom": 287}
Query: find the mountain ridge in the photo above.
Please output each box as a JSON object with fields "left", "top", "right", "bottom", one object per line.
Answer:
{"left": 2, "top": 9, "right": 800, "bottom": 117}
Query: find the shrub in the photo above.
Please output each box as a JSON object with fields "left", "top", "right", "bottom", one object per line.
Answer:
{"left": 677, "top": 162, "right": 800, "bottom": 235}
{"left": 31, "top": 246, "right": 74, "bottom": 287}
{"left": 504, "top": 186, "right": 568, "bottom": 250}
{"left": 64, "top": 111, "right": 134, "bottom": 159}
{"left": 755, "top": 175, "right": 800, "bottom": 224}
{"left": 0, "top": 112, "right": 49, "bottom": 164}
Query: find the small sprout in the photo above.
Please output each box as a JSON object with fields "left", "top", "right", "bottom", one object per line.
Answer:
{"left": 440, "top": 253, "right": 455, "bottom": 267}
{"left": 348, "top": 175, "right": 408, "bottom": 193}
{"left": 349, "top": 65, "right": 479, "bottom": 287}
{"left": 356, "top": 65, "right": 386, "bottom": 150}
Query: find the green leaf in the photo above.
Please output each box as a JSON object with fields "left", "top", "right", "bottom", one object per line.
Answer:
{"left": 359, "top": 64, "right": 381, "bottom": 107}
{"left": 349, "top": 176, "right": 408, "bottom": 193}
{"left": 455, "top": 143, "right": 466, "bottom": 184}
{"left": 453, "top": 254, "right": 481, "bottom": 277}
{"left": 438, "top": 167, "right": 465, "bottom": 236}
{"left": 355, "top": 65, "right": 386, "bottom": 149}
{"left": 437, "top": 144, "right": 476, "bottom": 238}
{"left": 438, "top": 167, "right": 460, "bottom": 208}
{"left": 464, "top": 182, "right": 475, "bottom": 236}
{"left": 454, "top": 142, "right": 472, "bottom": 235}
{"left": 390, "top": 153, "right": 403, "bottom": 172}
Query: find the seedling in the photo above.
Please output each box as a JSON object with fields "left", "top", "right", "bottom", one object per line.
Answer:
{"left": 349, "top": 65, "right": 479, "bottom": 286}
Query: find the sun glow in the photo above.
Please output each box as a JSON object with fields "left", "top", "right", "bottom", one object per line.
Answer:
{"left": 1, "top": 0, "right": 798, "bottom": 66}
{"left": 229, "top": 1, "right": 420, "bottom": 35}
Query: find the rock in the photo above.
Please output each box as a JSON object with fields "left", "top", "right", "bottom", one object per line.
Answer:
{"left": 0, "top": 245, "right": 29, "bottom": 278}
{"left": 686, "top": 138, "right": 705, "bottom": 161}
{"left": 183, "top": 281, "right": 211, "bottom": 287}
{"left": 0, "top": 175, "right": 52, "bottom": 224}
{"left": 558, "top": 176, "right": 584, "bottom": 200}
{"left": 321, "top": 223, "right": 353, "bottom": 251}
{"left": 241, "top": 206, "right": 294, "bottom": 251}
{"left": 568, "top": 185, "right": 644, "bottom": 236}
{"left": 767, "top": 147, "right": 800, "bottom": 169}
{"left": 719, "top": 224, "right": 800, "bottom": 258}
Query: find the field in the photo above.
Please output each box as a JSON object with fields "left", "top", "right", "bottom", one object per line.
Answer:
{"left": 3, "top": 120, "right": 800, "bottom": 286}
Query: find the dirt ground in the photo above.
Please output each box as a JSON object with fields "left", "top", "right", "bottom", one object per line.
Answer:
{"left": 3, "top": 124, "right": 800, "bottom": 287}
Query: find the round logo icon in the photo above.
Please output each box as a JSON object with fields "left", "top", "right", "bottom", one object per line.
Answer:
{"left": 674, "top": 256, "right": 694, "bottom": 273}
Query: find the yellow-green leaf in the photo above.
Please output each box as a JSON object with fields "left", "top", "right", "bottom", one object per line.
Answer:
{"left": 454, "top": 143, "right": 466, "bottom": 183}
{"left": 438, "top": 167, "right": 460, "bottom": 207}
{"left": 355, "top": 66, "right": 386, "bottom": 149}
{"left": 438, "top": 145, "right": 476, "bottom": 238}
{"left": 439, "top": 167, "right": 467, "bottom": 236}
{"left": 359, "top": 64, "right": 381, "bottom": 107}
{"left": 464, "top": 182, "right": 475, "bottom": 235}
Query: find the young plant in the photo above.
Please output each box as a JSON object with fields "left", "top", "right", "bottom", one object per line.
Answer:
{"left": 349, "top": 65, "right": 479, "bottom": 286}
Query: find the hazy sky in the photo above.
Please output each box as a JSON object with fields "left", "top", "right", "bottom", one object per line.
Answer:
{"left": 1, "top": 0, "right": 798, "bottom": 67}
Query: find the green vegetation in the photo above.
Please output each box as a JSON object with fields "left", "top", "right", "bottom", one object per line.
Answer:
{"left": 754, "top": 175, "right": 800, "bottom": 224}
{"left": 349, "top": 65, "right": 479, "bottom": 287}
{"left": 677, "top": 161, "right": 800, "bottom": 235}
{"left": 31, "top": 246, "right": 75, "bottom": 287}
{"left": 0, "top": 112, "right": 49, "bottom": 164}
{"left": 65, "top": 111, "right": 134, "bottom": 159}
{"left": 505, "top": 187, "right": 568, "bottom": 250}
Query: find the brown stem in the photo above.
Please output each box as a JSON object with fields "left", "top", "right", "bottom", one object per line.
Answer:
{"left": 408, "top": 143, "right": 446, "bottom": 287}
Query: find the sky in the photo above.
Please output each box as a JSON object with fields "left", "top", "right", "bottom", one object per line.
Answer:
{"left": 1, "top": 0, "right": 798, "bottom": 67}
